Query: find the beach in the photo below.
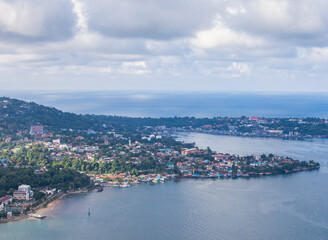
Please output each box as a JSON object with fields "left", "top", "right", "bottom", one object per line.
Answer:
{"left": 0, "top": 188, "right": 90, "bottom": 224}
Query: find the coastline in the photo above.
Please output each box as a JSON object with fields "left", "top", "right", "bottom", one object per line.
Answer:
{"left": 35, "top": 188, "right": 90, "bottom": 216}
{"left": 0, "top": 188, "right": 90, "bottom": 225}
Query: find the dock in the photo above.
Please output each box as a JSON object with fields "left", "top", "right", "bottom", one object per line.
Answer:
{"left": 29, "top": 213, "right": 46, "bottom": 219}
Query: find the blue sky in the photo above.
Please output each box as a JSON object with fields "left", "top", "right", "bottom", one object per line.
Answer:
{"left": 0, "top": 0, "right": 328, "bottom": 92}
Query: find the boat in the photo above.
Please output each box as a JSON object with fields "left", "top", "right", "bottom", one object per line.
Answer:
{"left": 96, "top": 186, "right": 103, "bottom": 192}
{"left": 119, "top": 183, "right": 130, "bottom": 188}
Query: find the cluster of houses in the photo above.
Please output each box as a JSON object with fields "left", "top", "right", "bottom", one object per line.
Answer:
{"left": 0, "top": 184, "right": 56, "bottom": 212}
{"left": 165, "top": 116, "right": 328, "bottom": 139}
{"left": 0, "top": 185, "right": 32, "bottom": 211}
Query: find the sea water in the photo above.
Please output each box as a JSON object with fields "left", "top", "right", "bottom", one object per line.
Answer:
{"left": 1, "top": 134, "right": 328, "bottom": 240}
{"left": 2, "top": 91, "right": 328, "bottom": 118}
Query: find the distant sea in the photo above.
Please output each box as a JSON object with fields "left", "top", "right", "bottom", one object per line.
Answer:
{"left": 2, "top": 91, "right": 328, "bottom": 118}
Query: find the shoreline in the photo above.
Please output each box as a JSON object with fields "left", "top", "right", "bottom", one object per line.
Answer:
{"left": 35, "top": 188, "right": 90, "bottom": 216}
{"left": 0, "top": 188, "right": 91, "bottom": 225}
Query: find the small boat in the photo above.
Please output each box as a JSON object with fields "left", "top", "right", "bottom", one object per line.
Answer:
{"left": 119, "top": 183, "right": 130, "bottom": 188}
{"left": 97, "top": 186, "right": 103, "bottom": 192}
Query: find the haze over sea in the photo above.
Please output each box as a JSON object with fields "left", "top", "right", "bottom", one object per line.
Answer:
{"left": 2, "top": 91, "right": 328, "bottom": 118}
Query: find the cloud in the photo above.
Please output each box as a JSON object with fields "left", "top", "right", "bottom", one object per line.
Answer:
{"left": 226, "top": 62, "right": 250, "bottom": 77}
{"left": 120, "top": 61, "right": 151, "bottom": 75}
{"left": 191, "top": 15, "right": 265, "bottom": 49}
{"left": 0, "top": 0, "right": 76, "bottom": 42}
{"left": 82, "top": 0, "right": 217, "bottom": 40}
{"left": 224, "top": 0, "right": 328, "bottom": 46}
{"left": 308, "top": 47, "right": 328, "bottom": 62}
{"left": 0, "top": 0, "right": 328, "bottom": 92}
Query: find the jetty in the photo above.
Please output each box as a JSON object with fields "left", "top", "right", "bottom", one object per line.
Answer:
{"left": 29, "top": 213, "right": 46, "bottom": 219}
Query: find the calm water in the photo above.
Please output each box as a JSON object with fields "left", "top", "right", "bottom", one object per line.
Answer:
{"left": 1, "top": 134, "right": 328, "bottom": 240}
{"left": 2, "top": 91, "right": 328, "bottom": 117}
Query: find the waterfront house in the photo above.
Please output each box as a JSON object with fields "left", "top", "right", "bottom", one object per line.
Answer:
{"left": 13, "top": 185, "right": 33, "bottom": 200}
{"left": 0, "top": 195, "right": 13, "bottom": 206}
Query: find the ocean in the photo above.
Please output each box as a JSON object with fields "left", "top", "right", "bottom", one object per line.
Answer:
{"left": 2, "top": 91, "right": 328, "bottom": 118}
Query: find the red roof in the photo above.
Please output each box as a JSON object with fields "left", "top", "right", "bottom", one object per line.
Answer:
{"left": 14, "top": 191, "right": 26, "bottom": 194}
{"left": 0, "top": 195, "right": 12, "bottom": 203}
{"left": 30, "top": 125, "right": 43, "bottom": 132}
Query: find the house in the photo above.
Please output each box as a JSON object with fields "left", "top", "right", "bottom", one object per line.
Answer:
{"left": 0, "top": 195, "right": 13, "bottom": 205}
{"left": 213, "top": 154, "right": 230, "bottom": 161}
{"left": 30, "top": 125, "right": 43, "bottom": 135}
{"left": 13, "top": 191, "right": 29, "bottom": 200}
{"left": 249, "top": 117, "right": 258, "bottom": 121}
{"left": 268, "top": 130, "right": 283, "bottom": 134}
{"left": 181, "top": 148, "right": 199, "bottom": 155}
{"left": 166, "top": 163, "right": 174, "bottom": 170}
{"left": 40, "top": 187, "right": 56, "bottom": 195}
{"left": 13, "top": 185, "right": 33, "bottom": 200}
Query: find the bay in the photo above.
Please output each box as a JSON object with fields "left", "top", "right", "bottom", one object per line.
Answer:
{"left": 1, "top": 134, "right": 328, "bottom": 240}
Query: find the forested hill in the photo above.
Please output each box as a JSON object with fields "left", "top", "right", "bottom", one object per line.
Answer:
{"left": 0, "top": 97, "right": 196, "bottom": 134}
{"left": 0, "top": 97, "right": 98, "bottom": 134}
{"left": 1, "top": 96, "right": 328, "bottom": 138}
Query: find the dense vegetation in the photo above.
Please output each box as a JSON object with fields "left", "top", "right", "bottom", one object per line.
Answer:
{"left": 1, "top": 97, "right": 328, "bottom": 138}
{"left": 0, "top": 167, "right": 90, "bottom": 197}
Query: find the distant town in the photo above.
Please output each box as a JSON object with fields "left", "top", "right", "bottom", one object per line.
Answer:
{"left": 0, "top": 97, "right": 321, "bottom": 222}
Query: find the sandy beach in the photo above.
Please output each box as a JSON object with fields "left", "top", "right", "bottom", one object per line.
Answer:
{"left": 35, "top": 189, "right": 90, "bottom": 216}
{"left": 0, "top": 188, "right": 91, "bottom": 224}
{"left": 35, "top": 197, "right": 63, "bottom": 216}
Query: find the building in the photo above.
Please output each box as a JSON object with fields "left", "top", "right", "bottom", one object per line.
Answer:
{"left": 40, "top": 187, "right": 56, "bottom": 195}
{"left": 0, "top": 195, "right": 13, "bottom": 208}
{"left": 13, "top": 185, "right": 33, "bottom": 200}
{"left": 249, "top": 117, "right": 258, "bottom": 121}
{"left": 181, "top": 148, "right": 199, "bottom": 155}
{"left": 213, "top": 154, "right": 230, "bottom": 161}
{"left": 30, "top": 125, "right": 43, "bottom": 135}
{"left": 13, "top": 191, "right": 28, "bottom": 200}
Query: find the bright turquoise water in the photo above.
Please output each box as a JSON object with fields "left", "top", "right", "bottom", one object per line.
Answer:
{"left": 1, "top": 134, "right": 327, "bottom": 240}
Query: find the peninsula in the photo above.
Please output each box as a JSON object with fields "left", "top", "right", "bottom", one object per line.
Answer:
{"left": 0, "top": 97, "right": 321, "bottom": 222}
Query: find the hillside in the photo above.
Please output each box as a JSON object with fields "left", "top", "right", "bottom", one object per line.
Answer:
{"left": 0, "top": 97, "right": 98, "bottom": 135}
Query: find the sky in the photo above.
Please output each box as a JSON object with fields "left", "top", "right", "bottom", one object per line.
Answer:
{"left": 0, "top": 0, "right": 328, "bottom": 92}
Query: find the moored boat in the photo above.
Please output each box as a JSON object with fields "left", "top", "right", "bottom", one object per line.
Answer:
{"left": 119, "top": 183, "right": 130, "bottom": 188}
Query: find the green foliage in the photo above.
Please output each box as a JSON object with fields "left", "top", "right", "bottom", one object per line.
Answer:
{"left": 0, "top": 167, "right": 90, "bottom": 198}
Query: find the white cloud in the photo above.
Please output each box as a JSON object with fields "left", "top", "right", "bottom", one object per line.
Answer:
{"left": 122, "top": 61, "right": 147, "bottom": 68}
{"left": 227, "top": 62, "right": 250, "bottom": 77}
{"left": 191, "top": 15, "right": 265, "bottom": 49}
{"left": 0, "top": 0, "right": 75, "bottom": 41}
{"left": 71, "top": 0, "right": 88, "bottom": 33}
{"left": 0, "top": 0, "right": 328, "bottom": 91}
{"left": 120, "top": 61, "right": 151, "bottom": 75}
{"left": 308, "top": 47, "right": 328, "bottom": 62}
{"left": 225, "top": 6, "right": 246, "bottom": 16}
